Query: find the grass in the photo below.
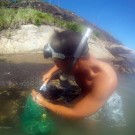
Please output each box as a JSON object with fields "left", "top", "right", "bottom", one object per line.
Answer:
{"left": 93, "top": 31, "right": 102, "bottom": 38}
{"left": 0, "top": 8, "right": 85, "bottom": 32}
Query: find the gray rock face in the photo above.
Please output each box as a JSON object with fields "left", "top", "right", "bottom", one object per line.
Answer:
{"left": 89, "top": 43, "right": 115, "bottom": 60}
{"left": 107, "top": 45, "right": 135, "bottom": 73}
{"left": 107, "top": 45, "right": 132, "bottom": 56}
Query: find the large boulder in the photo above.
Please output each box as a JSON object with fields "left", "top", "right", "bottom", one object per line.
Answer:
{"left": 0, "top": 24, "right": 60, "bottom": 54}
{"left": 106, "top": 45, "right": 132, "bottom": 56}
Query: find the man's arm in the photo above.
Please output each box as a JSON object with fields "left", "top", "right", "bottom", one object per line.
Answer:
{"left": 43, "top": 75, "right": 117, "bottom": 118}
{"left": 42, "top": 92, "right": 106, "bottom": 119}
{"left": 33, "top": 73, "right": 116, "bottom": 119}
{"left": 32, "top": 78, "right": 113, "bottom": 119}
{"left": 42, "top": 64, "right": 60, "bottom": 83}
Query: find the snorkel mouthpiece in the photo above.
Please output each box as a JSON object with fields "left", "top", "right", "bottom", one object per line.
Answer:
{"left": 60, "top": 74, "right": 68, "bottom": 81}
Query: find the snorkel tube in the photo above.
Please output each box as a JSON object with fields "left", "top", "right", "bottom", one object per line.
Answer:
{"left": 60, "top": 28, "right": 92, "bottom": 81}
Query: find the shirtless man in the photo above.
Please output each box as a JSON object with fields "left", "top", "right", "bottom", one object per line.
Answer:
{"left": 32, "top": 30, "right": 117, "bottom": 119}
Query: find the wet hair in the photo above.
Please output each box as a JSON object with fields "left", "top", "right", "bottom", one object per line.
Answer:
{"left": 50, "top": 30, "right": 89, "bottom": 57}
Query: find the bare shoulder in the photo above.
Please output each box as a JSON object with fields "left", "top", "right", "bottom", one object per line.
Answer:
{"left": 88, "top": 58, "right": 118, "bottom": 100}
{"left": 90, "top": 70, "right": 117, "bottom": 102}
{"left": 76, "top": 57, "right": 117, "bottom": 101}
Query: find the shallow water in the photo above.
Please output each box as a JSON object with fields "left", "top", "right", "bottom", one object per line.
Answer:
{"left": 0, "top": 54, "right": 135, "bottom": 135}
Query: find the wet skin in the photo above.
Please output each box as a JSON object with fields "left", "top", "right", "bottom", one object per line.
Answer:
{"left": 32, "top": 56, "right": 117, "bottom": 119}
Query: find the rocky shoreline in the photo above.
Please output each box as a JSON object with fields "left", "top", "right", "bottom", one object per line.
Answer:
{"left": 1, "top": 1, "right": 135, "bottom": 73}
{"left": 0, "top": 24, "right": 135, "bottom": 74}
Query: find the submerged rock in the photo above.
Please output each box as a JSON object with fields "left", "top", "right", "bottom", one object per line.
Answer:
{"left": 44, "top": 79, "right": 81, "bottom": 104}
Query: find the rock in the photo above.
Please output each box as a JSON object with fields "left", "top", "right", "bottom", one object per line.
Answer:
{"left": 133, "top": 69, "right": 135, "bottom": 73}
{"left": 106, "top": 45, "right": 132, "bottom": 56}
{"left": 0, "top": 24, "right": 61, "bottom": 54}
{"left": 0, "top": 88, "right": 29, "bottom": 126}
{"left": 106, "top": 45, "right": 135, "bottom": 73}
{"left": 88, "top": 42, "right": 115, "bottom": 61}
{"left": 45, "top": 79, "right": 81, "bottom": 104}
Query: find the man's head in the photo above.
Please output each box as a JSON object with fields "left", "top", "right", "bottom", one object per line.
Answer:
{"left": 43, "top": 30, "right": 89, "bottom": 60}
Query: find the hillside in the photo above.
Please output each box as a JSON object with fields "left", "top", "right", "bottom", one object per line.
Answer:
{"left": 9, "top": 1, "right": 121, "bottom": 44}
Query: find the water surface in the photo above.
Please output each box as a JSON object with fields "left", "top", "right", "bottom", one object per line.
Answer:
{"left": 0, "top": 54, "right": 135, "bottom": 135}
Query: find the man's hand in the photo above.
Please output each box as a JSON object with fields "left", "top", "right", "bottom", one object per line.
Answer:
{"left": 42, "top": 72, "right": 52, "bottom": 83}
{"left": 31, "top": 89, "right": 46, "bottom": 107}
{"left": 42, "top": 65, "right": 60, "bottom": 83}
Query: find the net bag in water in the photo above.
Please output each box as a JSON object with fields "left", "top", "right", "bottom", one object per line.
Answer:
{"left": 21, "top": 95, "right": 55, "bottom": 135}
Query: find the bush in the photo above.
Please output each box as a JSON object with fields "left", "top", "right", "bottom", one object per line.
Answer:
{"left": 93, "top": 30, "right": 101, "bottom": 38}
{"left": 66, "top": 22, "right": 84, "bottom": 32}
{"left": 0, "top": 8, "right": 85, "bottom": 32}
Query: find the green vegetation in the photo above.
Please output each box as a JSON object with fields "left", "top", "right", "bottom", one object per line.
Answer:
{"left": 93, "top": 30, "right": 102, "bottom": 38}
{"left": 0, "top": 8, "right": 84, "bottom": 32}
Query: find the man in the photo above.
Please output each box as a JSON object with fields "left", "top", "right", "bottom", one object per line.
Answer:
{"left": 32, "top": 30, "right": 117, "bottom": 119}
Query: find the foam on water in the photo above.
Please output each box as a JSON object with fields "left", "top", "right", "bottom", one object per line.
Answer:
{"left": 88, "top": 92, "right": 126, "bottom": 127}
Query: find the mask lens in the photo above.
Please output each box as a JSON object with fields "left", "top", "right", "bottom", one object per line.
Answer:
{"left": 43, "top": 43, "right": 66, "bottom": 59}
{"left": 43, "top": 44, "right": 52, "bottom": 58}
